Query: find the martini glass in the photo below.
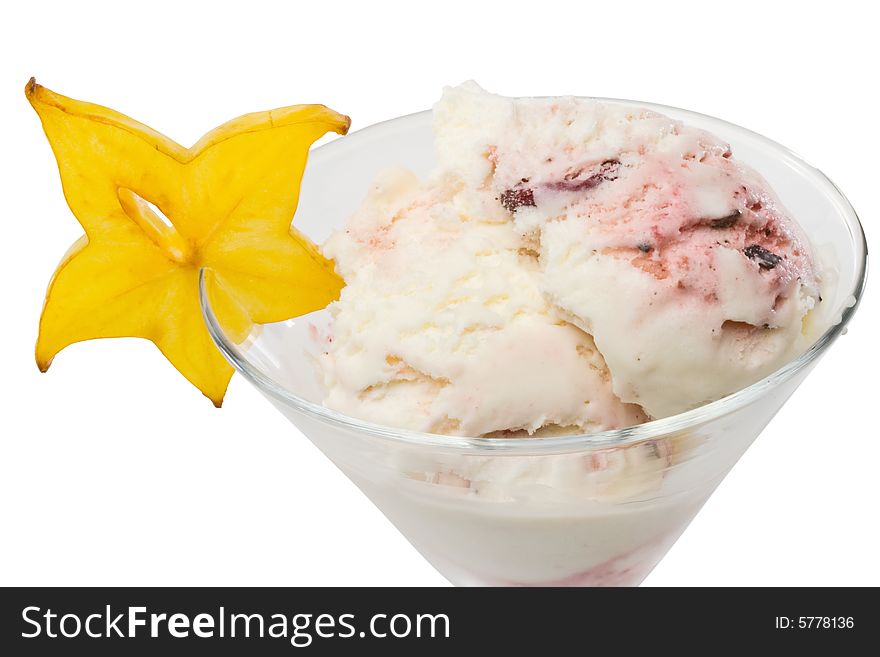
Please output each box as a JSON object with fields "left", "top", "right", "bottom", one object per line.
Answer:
{"left": 199, "top": 101, "right": 867, "bottom": 586}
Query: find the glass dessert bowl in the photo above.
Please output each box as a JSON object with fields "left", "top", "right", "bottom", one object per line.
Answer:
{"left": 199, "top": 100, "right": 867, "bottom": 587}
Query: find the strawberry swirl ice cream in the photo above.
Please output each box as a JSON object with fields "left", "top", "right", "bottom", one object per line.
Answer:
{"left": 319, "top": 82, "right": 821, "bottom": 429}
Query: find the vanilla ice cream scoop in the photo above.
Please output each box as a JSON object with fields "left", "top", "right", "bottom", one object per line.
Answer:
{"left": 321, "top": 168, "right": 646, "bottom": 436}
{"left": 319, "top": 83, "right": 821, "bottom": 431}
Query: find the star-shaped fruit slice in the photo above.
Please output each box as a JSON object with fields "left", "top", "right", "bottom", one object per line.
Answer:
{"left": 27, "top": 79, "right": 350, "bottom": 406}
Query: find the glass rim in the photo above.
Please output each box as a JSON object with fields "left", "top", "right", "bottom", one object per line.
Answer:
{"left": 199, "top": 97, "right": 869, "bottom": 454}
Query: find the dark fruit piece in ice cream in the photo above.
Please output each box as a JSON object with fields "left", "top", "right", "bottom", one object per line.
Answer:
{"left": 500, "top": 188, "right": 536, "bottom": 212}
{"left": 743, "top": 244, "right": 783, "bottom": 269}
{"left": 708, "top": 210, "right": 741, "bottom": 229}
{"left": 547, "top": 159, "right": 621, "bottom": 193}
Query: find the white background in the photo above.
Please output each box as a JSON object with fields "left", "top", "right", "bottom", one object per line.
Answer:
{"left": 1, "top": 0, "right": 877, "bottom": 587}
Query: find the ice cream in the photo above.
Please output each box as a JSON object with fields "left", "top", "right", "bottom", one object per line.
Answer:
{"left": 267, "top": 83, "right": 850, "bottom": 588}
{"left": 320, "top": 167, "right": 647, "bottom": 436}
{"left": 319, "top": 82, "right": 821, "bottom": 429}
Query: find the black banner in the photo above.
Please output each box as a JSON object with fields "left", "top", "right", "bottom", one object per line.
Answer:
{"left": 0, "top": 587, "right": 873, "bottom": 654}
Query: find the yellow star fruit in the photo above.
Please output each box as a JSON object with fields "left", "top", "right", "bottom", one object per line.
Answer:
{"left": 26, "top": 79, "right": 350, "bottom": 406}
